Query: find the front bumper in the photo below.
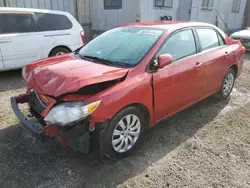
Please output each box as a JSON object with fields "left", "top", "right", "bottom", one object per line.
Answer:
{"left": 10, "top": 95, "right": 44, "bottom": 136}
{"left": 10, "top": 94, "right": 91, "bottom": 153}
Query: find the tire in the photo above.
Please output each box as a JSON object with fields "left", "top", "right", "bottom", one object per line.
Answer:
{"left": 104, "top": 106, "right": 145, "bottom": 158}
{"left": 49, "top": 47, "right": 71, "bottom": 57}
{"left": 215, "top": 68, "right": 236, "bottom": 100}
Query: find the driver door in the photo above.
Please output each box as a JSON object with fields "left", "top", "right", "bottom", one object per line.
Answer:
{"left": 152, "top": 29, "right": 204, "bottom": 121}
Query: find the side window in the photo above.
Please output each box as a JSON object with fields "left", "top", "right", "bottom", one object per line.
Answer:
{"left": 217, "top": 33, "right": 226, "bottom": 46}
{"left": 35, "top": 13, "right": 73, "bottom": 31}
{"left": 0, "top": 14, "right": 37, "bottom": 34}
{"left": 156, "top": 29, "right": 196, "bottom": 62}
{"left": 104, "top": 0, "right": 122, "bottom": 9}
{"left": 196, "top": 28, "right": 220, "bottom": 51}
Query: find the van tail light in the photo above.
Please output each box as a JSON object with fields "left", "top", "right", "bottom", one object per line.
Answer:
{"left": 80, "top": 31, "right": 85, "bottom": 44}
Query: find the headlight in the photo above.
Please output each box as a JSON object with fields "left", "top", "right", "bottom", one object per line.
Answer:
{"left": 44, "top": 100, "right": 101, "bottom": 126}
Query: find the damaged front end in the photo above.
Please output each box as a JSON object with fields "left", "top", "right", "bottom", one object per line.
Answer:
{"left": 11, "top": 54, "right": 129, "bottom": 155}
{"left": 11, "top": 89, "right": 108, "bottom": 155}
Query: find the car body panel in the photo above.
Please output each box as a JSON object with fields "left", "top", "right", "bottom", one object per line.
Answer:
{"left": 23, "top": 54, "right": 129, "bottom": 97}
{"left": 153, "top": 53, "right": 204, "bottom": 121}
{"left": 12, "top": 21, "right": 245, "bottom": 152}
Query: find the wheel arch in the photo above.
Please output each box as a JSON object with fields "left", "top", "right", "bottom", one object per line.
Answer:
{"left": 48, "top": 45, "right": 72, "bottom": 57}
{"left": 113, "top": 103, "right": 151, "bottom": 129}
{"left": 229, "top": 64, "right": 238, "bottom": 75}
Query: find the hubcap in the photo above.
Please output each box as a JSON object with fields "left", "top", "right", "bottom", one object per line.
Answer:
{"left": 112, "top": 114, "right": 141, "bottom": 153}
{"left": 56, "top": 52, "right": 65, "bottom": 56}
{"left": 222, "top": 72, "right": 234, "bottom": 97}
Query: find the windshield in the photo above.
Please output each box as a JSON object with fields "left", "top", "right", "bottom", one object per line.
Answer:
{"left": 78, "top": 27, "right": 163, "bottom": 67}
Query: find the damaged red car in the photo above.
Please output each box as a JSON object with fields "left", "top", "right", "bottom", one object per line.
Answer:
{"left": 11, "top": 22, "right": 245, "bottom": 158}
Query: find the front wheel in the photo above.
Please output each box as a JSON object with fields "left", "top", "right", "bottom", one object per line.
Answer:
{"left": 104, "top": 107, "right": 145, "bottom": 158}
{"left": 215, "top": 68, "right": 236, "bottom": 100}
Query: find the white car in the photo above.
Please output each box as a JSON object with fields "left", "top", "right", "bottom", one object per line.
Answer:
{"left": 231, "top": 28, "right": 250, "bottom": 50}
{"left": 0, "top": 7, "right": 85, "bottom": 71}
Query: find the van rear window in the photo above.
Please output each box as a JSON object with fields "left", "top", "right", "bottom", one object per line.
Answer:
{"left": 35, "top": 13, "right": 73, "bottom": 31}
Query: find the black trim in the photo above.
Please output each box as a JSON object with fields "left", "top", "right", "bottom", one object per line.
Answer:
{"left": 10, "top": 96, "right": 44, "bottom": 135}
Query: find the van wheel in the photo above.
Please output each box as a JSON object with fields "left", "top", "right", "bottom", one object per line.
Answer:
{"left": 215, "top": 68, "right": 236, "bottom": 100}
{"left": 104, "top": 107, "right": 145, "bottom": 159}
{"left": 49, "top": 47, "right": 71, "bottom": 57}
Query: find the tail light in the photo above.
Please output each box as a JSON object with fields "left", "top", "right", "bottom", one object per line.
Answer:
{"left": 80, "top": 31, "right": 85, "bottom": 44}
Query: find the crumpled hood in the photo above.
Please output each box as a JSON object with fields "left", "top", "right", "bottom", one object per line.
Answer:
{"left": 231, "top": 29, "right": 250, "bottom": 39}
{"left": 23, "top": 54, "right": 129, "bottom": 97}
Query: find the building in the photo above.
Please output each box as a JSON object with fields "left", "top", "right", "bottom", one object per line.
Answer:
{"left": 92, "top": 0, "right": 247, "bottom": 37}
{"left": 0, "top": 0, "right": 247, "bottom": 39}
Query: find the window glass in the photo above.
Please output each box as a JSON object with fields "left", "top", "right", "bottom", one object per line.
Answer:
{"left": 79, "top": 27, "right": 163, "bottom": 67}
{"left": 104, "top": 0, "right": 122, "bottom": 9}
{"left": 0, "top": 14, "right": 37, "bottom": 34}
{"left": 232, "top": 0, "right": 241, "bottom": 13}
{"left": 201, "top": 0, "right": 214, "bottom": 10}
{"left": 196, "top": 28, "right": 220, "bottom": 50}
{"left": 156, "top": 29, "right": 196, "bottom": 62}
{"left": 164, "top": 0, "right": 173, "bottom": 7}
{"left": 35, "top": 13, "right": 73, "bottom": 31}
{"left": 155, "top": 0, "right": 173, "bottom": 7}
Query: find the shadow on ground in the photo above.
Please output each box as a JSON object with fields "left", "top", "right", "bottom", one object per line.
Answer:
{"left": 0, "top": 97, "right": 229, "bottom": 188}
{"left": 0, "top": 69, "right": 25, "bottom": 92}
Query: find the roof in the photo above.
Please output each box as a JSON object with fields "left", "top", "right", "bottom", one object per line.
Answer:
{"left": 119, "top": 21, "right": 216, "bottom": 31}
{"left": 0, "top": 7, "right": 69, "bottom": 15}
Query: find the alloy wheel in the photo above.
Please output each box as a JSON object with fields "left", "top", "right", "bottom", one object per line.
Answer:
{"left": 112, "top": 114, "right": 141, "bottom": 153}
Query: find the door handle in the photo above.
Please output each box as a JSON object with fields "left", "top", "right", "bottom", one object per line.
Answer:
{"left": 224, "top": 52, "right": 229, "bottom": 58}
{"left": 194, "top": 62, "right": 202, "bottom": 68}
{"left": 0, "top": 39, "right": 12, "bottom": 43}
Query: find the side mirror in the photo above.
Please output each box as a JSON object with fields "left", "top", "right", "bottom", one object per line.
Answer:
{"left": 158, "top": 54, "right": 173, "bottom": 68}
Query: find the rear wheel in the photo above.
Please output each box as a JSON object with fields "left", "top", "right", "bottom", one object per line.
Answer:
{"left": 104, "top": 107, "right": 145, "bottom": 158}
{"left": 215, "top": 68, "right": 236, "bottom": 100}
{"left": 49, "top": 47, "right": 71, "bottom": 57}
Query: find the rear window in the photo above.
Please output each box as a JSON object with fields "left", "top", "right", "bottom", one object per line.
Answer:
{"left": 0, "top": 14, "right": 37, "bottom": 34}
{"left": 35, "top": 13, "right": 73, "bottom": 31}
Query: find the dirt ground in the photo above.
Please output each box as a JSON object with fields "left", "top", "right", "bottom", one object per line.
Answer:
{"left": 0, "top": 54, "right": 250, "bottom": 188}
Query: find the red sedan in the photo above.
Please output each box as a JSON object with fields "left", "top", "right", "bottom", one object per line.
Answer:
{"left": 11, "top": 21, "right": 245, "bottom": 158}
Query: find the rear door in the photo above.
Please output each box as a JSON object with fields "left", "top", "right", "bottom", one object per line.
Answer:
{"left": 195, "top": 28, "right": 230, "bottom": 96}
{"left": 153, "top": 29, "right": 204, "bottom": 121}
{"left": 0, "top": 13, "right": 42, "bottom": 70}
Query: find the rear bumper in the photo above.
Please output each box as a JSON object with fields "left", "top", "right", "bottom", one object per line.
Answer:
{"left": 10, "top": 96, "right": 44, "bottom": 135}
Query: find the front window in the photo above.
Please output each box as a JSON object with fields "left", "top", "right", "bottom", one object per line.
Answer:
{"left": 78, "top": 27, "right": 163, "bottom": 67}
{"left": 156, "top": 29, "right": 197, "bottom": 62}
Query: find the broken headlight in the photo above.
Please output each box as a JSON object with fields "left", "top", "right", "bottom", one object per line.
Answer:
{"left": 44, "top": 100, "right": 101, "bottom": 126}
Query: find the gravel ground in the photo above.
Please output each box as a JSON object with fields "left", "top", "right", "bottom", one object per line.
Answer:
{"left": 0, "top": 54, "right": 250, "bottom": 188}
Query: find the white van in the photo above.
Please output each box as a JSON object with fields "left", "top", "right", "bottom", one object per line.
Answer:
{"left": 0, "top": 7, "right": 85, "bottom": 71}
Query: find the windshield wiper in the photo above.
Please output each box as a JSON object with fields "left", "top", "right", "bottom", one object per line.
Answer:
{"left": 82, "top": 55, "right": 115, "bottom": 66}
{"left": 73, "top": 51, "right": 84, "bottom": 59}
